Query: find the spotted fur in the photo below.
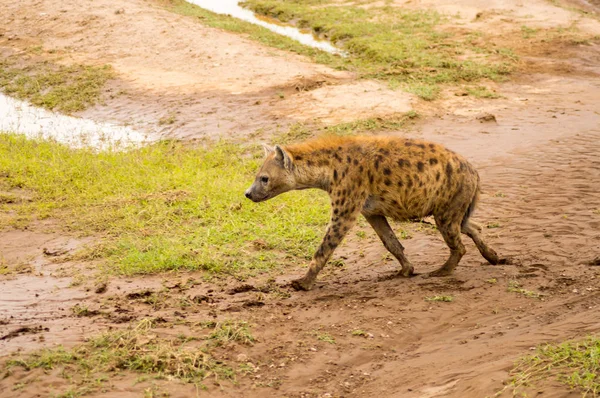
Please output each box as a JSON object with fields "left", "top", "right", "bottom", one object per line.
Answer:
{"left": 245, "top": 136, "right": 501, "bottom": 291}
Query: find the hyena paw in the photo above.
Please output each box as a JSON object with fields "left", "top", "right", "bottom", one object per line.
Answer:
{"left": 399, "top": 265, "right": 415, "bottom": 277}
{"left": 290, "top": 277, "right": 315, "bottom": 291}
{"left": 428, "top": 267, "right": 454, "bottom": 277}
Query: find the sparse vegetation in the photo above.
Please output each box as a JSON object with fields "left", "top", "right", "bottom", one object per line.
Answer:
{"left": 0, "top": 61, "right": 114, "bottom": 113}
{"left": 0, "top": 260, "right": 33, "bottom": 276}
{"left": 158, "top": 114, "right": 177, "bottom": 126}
{"left": 507, "top": 336, "right": 600, "bottom": 397}
{"left": 71, "top": 304, "right": 100, "bottom": 317}
{"left": 355, "top": 230, "right": 367, "bottom": 239}
{"left": 507, "top": 281, "right": 542, "bottom": 299}
{"left": 6, "top": 319, "right": 238, "bottom": 396}
{"left": 207, "top": 320, "right": 255, "bottom": 346}
{"left": 316, "top": 333, "right": 336, "bottom": 344}
{"left": 466, "top": 86, "right": 501, "bottom": 99}
{"left": 521, "top": 25, "right": 539, "bottom": 39}
{"left": 273, "top": 112, "right": 420, "bottom": 145}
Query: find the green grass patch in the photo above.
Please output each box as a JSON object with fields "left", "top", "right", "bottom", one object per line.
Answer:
{"left": 507, "top": 281, "right": 542, "bottom": 299}
{"left": 0, "top": 133, "right": 330, "bottom": 277}
{"left": 316, "top": 333, "right": 336, "bottom": 344}
{"left": 240, "top": 0, "right": 514, "bottom": 99}
{"left": 273, "top": 111, "right": 420, "bottom": 144}
{"left": 466, "top": 86, "right": 501, "bottom": 99}
{"left": 207, "top": 320, "right": 255, "bottom": 346}
{"left": 0, "top": 61, "right": 114, "bottom": 113}
{"left": 5, "top": 319, "right": 243, "bottom": 396}
{"left": 508, "top": 336, "right": 600, "bottom": 397}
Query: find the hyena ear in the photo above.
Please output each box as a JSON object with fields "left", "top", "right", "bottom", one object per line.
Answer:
{"left": 274, "top": 145, "right": 293, "bottom": 171}
{"left": 262, "top": 144, "right": 275, "bottom": 158}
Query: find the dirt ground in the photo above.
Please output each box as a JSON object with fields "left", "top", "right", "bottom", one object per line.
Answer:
{"left": 1, "top": 0, "right": 600, "bottom": 396}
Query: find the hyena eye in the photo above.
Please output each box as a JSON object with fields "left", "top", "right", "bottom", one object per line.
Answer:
{"left": 260, "top": 176, "right": 269, "bottom": 184}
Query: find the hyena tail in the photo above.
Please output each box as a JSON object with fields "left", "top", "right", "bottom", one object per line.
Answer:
{"left": 462, "top": 187, "right": 481, "bottom": 230}
{"left": 461, "top": 178, "right": 500, "bottom": 265}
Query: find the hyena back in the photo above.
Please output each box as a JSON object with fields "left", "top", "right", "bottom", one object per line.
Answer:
{"left": 245, "top": 136, "right": 501, "bottom": 291}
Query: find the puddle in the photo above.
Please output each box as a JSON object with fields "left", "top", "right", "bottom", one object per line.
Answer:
{"left": 0, "top": 93, "right": 155, "bottom": 150}
{"left": 187, "top": 0, "right": 345, "bottom": 55}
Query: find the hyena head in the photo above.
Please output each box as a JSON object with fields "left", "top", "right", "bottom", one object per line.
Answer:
{"left": 245, "top": 144, "right": 295, "bottom": 202}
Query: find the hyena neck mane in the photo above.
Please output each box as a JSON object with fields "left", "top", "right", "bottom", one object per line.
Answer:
{"left": 284, "top": 136, "right": 362, "bottom": 192}
{"left": 287, "top": 152, "right": 331, "bottom": 191}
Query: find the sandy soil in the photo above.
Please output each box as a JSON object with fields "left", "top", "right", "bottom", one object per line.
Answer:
{"left": 1, "top": 0, "right": 414, "bottom": 140}
{"left": 1, "top": 0, "right": 600, "bottom": 396}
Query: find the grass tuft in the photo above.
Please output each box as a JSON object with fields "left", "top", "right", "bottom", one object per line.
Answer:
{"left": 507, "top": 336, "right": 600, "bottom": 397}
{"left": 316, "top": 332, "right": 336, "bottom": 344}
{"left": 0, "top": 61, "right": 114, "bottom": 113}
{"left": 6, "top": 319, "right": 237, "bottom": 396}
{"left": 507, "top": 281, "right": 542, "bottom": 299}
{"left": 207, "top": 320, "right": 255, "bottom": 346}
{"left": 273, "top": 112, "right": 420, "bottom": 145}
{"left": 466, "top": 86, "right": 501, "bottom": 99}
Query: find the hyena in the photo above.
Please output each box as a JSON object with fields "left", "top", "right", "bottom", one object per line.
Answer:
{"left": 245, "top": 136, "right": 502, "bottom": 291}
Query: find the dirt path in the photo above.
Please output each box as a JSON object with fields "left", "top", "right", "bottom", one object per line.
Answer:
{"left": 0, "top": 0, "right": 414, "bottom": 140}
{"left": 2, "top": 75, "right": 599, "bottom": 395}
{"left": 2, "top": 121, "right": 599, "bottom": 396}
{"left": 2, "top": 0, "right": 600, "bottom": 396}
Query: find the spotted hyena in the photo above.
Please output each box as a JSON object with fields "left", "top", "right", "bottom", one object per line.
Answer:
{"left": 245, "top": 136, "right": 502, "bottom": 291}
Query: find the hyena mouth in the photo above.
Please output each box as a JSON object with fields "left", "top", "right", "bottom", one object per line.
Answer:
{"left": 257, "top": 194, "right": 271, "bottom": 202}
{"left": 249, "top": 193, "right": 270, "bottom": 203}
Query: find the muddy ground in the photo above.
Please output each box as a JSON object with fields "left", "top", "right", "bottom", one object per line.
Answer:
{"left": 1, "top": 0, "right": 600, "bottom": 396}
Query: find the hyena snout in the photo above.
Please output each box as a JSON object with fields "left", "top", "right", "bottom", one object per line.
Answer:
{"left": 244, "top": 187, "right": 257, "bottom": 201}
{"left": 244, "top": 185, "right": 266, "bottom": 203}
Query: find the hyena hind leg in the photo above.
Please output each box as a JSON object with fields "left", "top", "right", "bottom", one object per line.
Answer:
{"left": 461, "top": 221, "right": 502, "bottom": 265}
{"left": 429, "top": 217, "right": 466, "bottom": 277}
{"left": 364, "top": 214, "right": 414, "bottom": 277}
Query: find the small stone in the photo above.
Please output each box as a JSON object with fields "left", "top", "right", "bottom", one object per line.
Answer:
{"left": 95, "top": 282, "right": 108, "bottom": 294}
{"left": 476, "top": 113, "right": 497, "bottom": 123}
{"left": 236, "top": 353, "right": 248, "bottom": 362}
{"left": 115, "top": 8, "right": 125, "bottom": 14}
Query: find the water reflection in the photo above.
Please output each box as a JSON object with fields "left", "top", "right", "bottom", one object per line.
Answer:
{"left": 0, "top": 93, "right": 152, "bottom": 150}
{"left": 187, "top": 0, "right": 345, "bottom": 55}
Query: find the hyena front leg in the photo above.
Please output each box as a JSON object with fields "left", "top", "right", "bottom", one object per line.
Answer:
{"left": 291, "top": 202, "right": 363, "bottom": 291}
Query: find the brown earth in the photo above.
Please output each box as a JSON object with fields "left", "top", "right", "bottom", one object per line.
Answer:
{"left": 1, "top": 0, "right": 600, "bottom": 396}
